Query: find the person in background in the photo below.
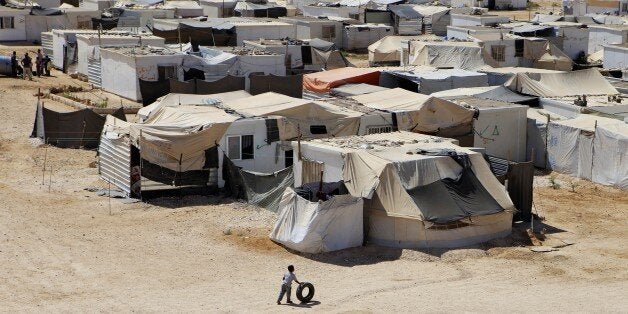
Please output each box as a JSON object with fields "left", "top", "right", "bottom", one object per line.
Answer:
{"left": 43, "top": 54, "right": 51, "bottom": 76}
{"left": 36, "top": 49, "right": 43, "bottom": 78}
{"left": 10, "top": 51, "right": 19, "bottom": 77}
{"left": 21, "top": 53, "right": 32, "bottom": 81}
{"left": 277, "top": 265, "right": 301, "bottom": 305}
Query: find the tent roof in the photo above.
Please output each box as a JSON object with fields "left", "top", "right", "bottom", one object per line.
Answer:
{"left": 331, "top": 83, "right": 389, "bottom": 97}
{"left": 431, "top": 86, "right": 537, "bottom": 104}
{"left": 506, "top": 68, "right": 619, "bottom": 97}
{"left": 223, "top": 92, "right": 363, "bottom": 118}
{"left": 143, "top": 105, "right": 240, "bottom": 128}
{"left": 553, "top": 114, "right": 627, "bottom": 134}
{"left": 303, "top": 67, "right": 381, "bottom": 92}
{"left": 368, "top": 35, "right": 440, "bottom": 54}
{"left": 138, "top": 90, "right": 251, "bottom": 120}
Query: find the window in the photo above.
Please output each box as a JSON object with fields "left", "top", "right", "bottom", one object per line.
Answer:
{"left": 310, "top": 125, "right": 327, "bottom": 135}
{"left": 158, "top": 65, "right": 177, "bottom": 80}
{"left": 514, "top": 39, "right": 524, "bottom": 57}
{"left": 367, "top": 125, "right": 393, "bottom": 135}
{"left": 491, "top": 45, "right": 506, "bottom": 62}
{"left": 0, "top": 17, "right": 15, "bottom": 29}
{"left": 321, "top": 25, "right": 336, "bottom": 39}
{"left": 227, "top": 135, "right": 254, "bottom": 160}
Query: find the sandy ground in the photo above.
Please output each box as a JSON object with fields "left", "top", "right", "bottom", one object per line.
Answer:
{"left": 1, "top": 43, "right": 627, "bottom": 312}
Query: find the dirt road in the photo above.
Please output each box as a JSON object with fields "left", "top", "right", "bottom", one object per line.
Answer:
{"left": 0, "top": 45, "right": 626, "bottom": 312}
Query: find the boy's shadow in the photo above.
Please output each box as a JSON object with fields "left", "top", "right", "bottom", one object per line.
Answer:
{"left": 286, "top": 300, "right": 321, "bottom": 308}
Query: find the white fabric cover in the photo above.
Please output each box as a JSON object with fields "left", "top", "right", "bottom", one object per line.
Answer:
{"left": 506, "top": 68, "right": 618, "bottom": 97}
{"left": 368, "top": 35, "right": 439, "bottom": 63}
{"left": 592, "top": 123, "right": 628, "bottom": 189}
{"left": 409, "top": 41, "right": 486, "bottom": 70}
{"left": 270, "top": 188, "right": 364, "bottom": 253}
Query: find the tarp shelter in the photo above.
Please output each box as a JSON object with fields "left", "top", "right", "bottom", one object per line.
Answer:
{"left": 222, "top": 156, "right": 294, "bottom": 212}
{"left": 293, "top": 132, "right": 514, "bottom": 248}
{"left": 303, "top": 67, "right": 381, "bottom": 93}
{"left": 308, "top": 38, "right": 352, "bottom": 70}
{"left": 152, "top": 20, "right": 237, "bottom": 46}
{"left": 368, "top": 35, "right": 440, "bottom": 65}
{"left": 342, "top": 24, "right": 393, "bottom": 51}
{"left": 506, "top": 68, "right": 619, "bottom": 97}
{"left": 31, "top": 102, "right": 126, "bottom": 149}
{"left": 331, "top": 83, "right": 389, "bottom": 97}
{"left": 223, "top": 92, "right": 363, "bottom": 138}
{"left": 248, "top": 74, "right": 303, "bottom": 98}
{"left": 547, "top": 115, "right": 627, "bottom": 189}
{"left": 139, "top": 76, "right": 247, "bottom": 107}
{"left": 478, "top": 66, "right": 565, "bottom": 86}
{"left": 380, "top": 69, "right": 489, "bottom": 95}
{"left": 270, "top": 183, "right": 364, "bottom": 253}
{"left": 234, "top": 2, "right": 287, "bottom": 18}
{"left": 351, "top": 88, "right": 475, "bottom": 137}
{"left": 408, "top": 41, "right": 486, "bottom": 70}
{"left": 431, "top": 86, "right": 538, "bottom": 106}
{"left": 138, "top": 91, "right": 252, "bottom": 122}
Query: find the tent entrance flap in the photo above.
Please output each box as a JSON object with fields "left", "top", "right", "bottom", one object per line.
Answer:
{"left": 407, "top": 168, "right": 504, "bottom": 224}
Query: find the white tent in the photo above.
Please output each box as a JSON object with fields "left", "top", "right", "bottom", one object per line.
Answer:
{"left": 270, "top": 187, "right": 364, "bottom": 253}
{"left": 547, "top": 115, "right": 627, "bottom": 189}
{"left": 526, "top": 108, "right": 566, "bottom": 168}
{"left": 368, "top": 35, "right": 440, "bottom": 65}
{"left": 408, "top": 41, "right": 486, "bottom": 70}
{"left": 138, "top": 91, "right": 252, "bottom": 121}
{"left": 292, "top": 132, "right": 514, "bottom": 249}
{"left": 506, "top": 68, "right": 619, "bottom": 97}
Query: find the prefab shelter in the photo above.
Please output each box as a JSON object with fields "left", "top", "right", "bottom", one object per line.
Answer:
{"left": 25, "top": 7, "right": 101, "bottom": 42}
{"left": 279, "top": 16, "right": 344, "bottom": 47}
{"left": 388, "top": 5, "right": 450, "bottom": 36}
{"left": 546, "top": 115, "right": 628, "bottom": 189}
{"left": 303, "top": 67, "right": 381, "bottom": 93}
{"left": 0, "top": 7, "right": 28, "bottom": 42}
{"left": 603, "top": 43, "right": 628, "bottom": 69}
{"left": 46, "top": 29, "right": 129, "bottom": 71}
{"left": 342, "top": 24, "right": 393, "bottom": 51}
{"left": 76, "top": 33, "right": 166, "bottom": 76}
{"left": 588, "top": 25, "right": 628, "bottom": 54}
{"left": 445, "top": 96, "right": 528, "bottom": 162}
{"left": 243, "top": 38, "right": 349, "bottom": 70}
{"left": 270, "top": 183, "right": 364, "bottom": 253}
{"left": 99, "top": 46, "right": 187, "bottom": 101}
{"left": 380, "top": 69, "right": 489, "bottom": 95}
{"left": 292, "top": 131, "right": 514, "bottom": 248}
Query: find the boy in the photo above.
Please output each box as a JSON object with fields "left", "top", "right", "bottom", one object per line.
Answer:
{"left": 21, "top": 53, "right": 32, "bottom": 81}
{"left": 277, "top": 265, "right": 300, "bottom": 305}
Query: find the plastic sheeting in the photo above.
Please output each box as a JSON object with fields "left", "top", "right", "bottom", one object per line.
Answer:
{"left": 223, "top": 156, "right": 295, "bottom": 212}
{"left": 270, "top": 187, "right": 363, "bottom": 253}
{"left": 303, "top": 67, "right": 381, "bottom": 92}
{"left": 248, "top": 74, "right": 303, "bottom": 98}
{"left": 139, "top": 79, "right": 170, "bottom": 106}
{"left": 31, "top": 102, "right": 126, "bottom": 149}
{"left": 380, "top": 69, "right": 489, "bottom": 95}
{"left": 506, "top": 68, "right": 618, "bottom": 97}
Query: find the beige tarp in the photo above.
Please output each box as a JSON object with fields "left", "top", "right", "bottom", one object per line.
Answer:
{"left": 368, "top": 35, "right": 439, "bottom": 63}
{"left": 523, "top": 38, "right": 573, "bottom": 71}
{"left": 127, "top": 106, "right": 238, "bottom": 172}
{"left": 224, "top": 92, "right": 363, "bottom": 138}
{"left": 138, "top": 91, "right": 252, "bottom": 121}
{"left": 351, "top": 88, "right": 474, "bottom": 134}
{"left": 409, "top": 41, "right": 486, "bottom": 70}
{"left": 506, "top": 68, "right": 619, "bottom": 97}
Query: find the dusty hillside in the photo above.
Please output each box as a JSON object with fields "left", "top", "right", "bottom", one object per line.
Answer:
{"left": 0, "top": 44, "right": 626, "bottom": 312}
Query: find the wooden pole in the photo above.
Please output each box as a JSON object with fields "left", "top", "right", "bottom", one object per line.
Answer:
{"left": 297, "top": 124, "right": 302, "bottom": 161}
{"left": 544, "top": 114, "right": 550, "bottom": 169}
{"left": 178, "top": 24, "right": 182, "bottom": 52}
{"left": 42, "top": 138, "right": 47, "bottom": 185}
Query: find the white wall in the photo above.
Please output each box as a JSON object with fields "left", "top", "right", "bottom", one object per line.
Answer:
{"left": 482, "top": 39, "right": 519, "bottom": 67}
{"left": 291, "top": 142, "right": 346, "bottom": 186}
{"left": 236, "top": 55, "right": 286, "bottom": 76}
{"left": 561, "top": 27, "right": 589, "bottom": 59}
{"left": 603, "top": 45, "right": 628, "bottom": 69}
{"left": 474, "top": 106, "right": 527, "bottom": 162}
{"left": 588, "top": 26, "right": 628, "bottom": 53}
{"left": 0, "top": 12, "right": 27, "bottom": 42}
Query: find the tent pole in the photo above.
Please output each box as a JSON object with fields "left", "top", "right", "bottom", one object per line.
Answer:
{"left": 108, "top": 180, "right": 112, "bottom": 216}
{"left": 179, "top": 153, "right": 183, "bottom": 204}
{"left": 42, "top": 138, "right": 47, "bottom": 186}
{"left": 297, "top": 124, "right": 302, "bottom": 161}
{"left": 139, "top": 129, "right": 143, "bottom": 202}
{"left": 544, "top": 115, "right": 550, "bottom": 169}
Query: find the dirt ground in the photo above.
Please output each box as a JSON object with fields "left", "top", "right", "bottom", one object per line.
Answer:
{"left": 1, "top": 43, "right": 627, "bottom": 312}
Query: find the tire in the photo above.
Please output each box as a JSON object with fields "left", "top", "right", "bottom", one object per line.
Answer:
{"left": 296, "top": 282, "right": 315, "bottom": 303}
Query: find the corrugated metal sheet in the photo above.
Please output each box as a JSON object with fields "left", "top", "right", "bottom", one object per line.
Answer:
{"left": 41, "top": 32, "right": 53, "bottom": 59}
{"left": 99, "top": 133, "right": 131, "bottom": 195}
{"left": 88, "top": 57, "right": 102, "bottom": 88}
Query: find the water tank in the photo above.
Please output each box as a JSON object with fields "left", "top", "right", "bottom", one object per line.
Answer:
{"left": 0, "top": 56, "right": 13, "bottom": 76}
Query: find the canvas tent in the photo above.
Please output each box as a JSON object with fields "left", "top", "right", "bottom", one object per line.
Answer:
{"left": 351, "top": 88, "right": 475, "bottom": 137}
{"left": 546, "top": 115, "right": 627, "bottom": 189}
{"left": 368, "top": 35, "right": 440, "bottom": 65}
{"left": 506, "top": 68, "right": 619, "bottom": 97}
{"left": 293, "top": 132, "right": 514, "bottom": 248}
{"left": 222, "top": 92, "right": 364, "bottom": 138}
{"left": 526, "top": 108, "right": 566, "bottom": 168}
{"left": 331, "top": 83, "right": 389, "bottom": 97}
{"left": 270, "top": 183, "right": 364, "bottom": 253}
{"left": 31, "top": 102, "right": 126, "bottom": 149}
{"left": 303, "top": 67, "right": 381, "bottom": 93}
{"left": 408, "top": 41, "right": 486, "bottom": 70}
{"left": 138, "top": 91, "right": 252, "bottom": 122}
